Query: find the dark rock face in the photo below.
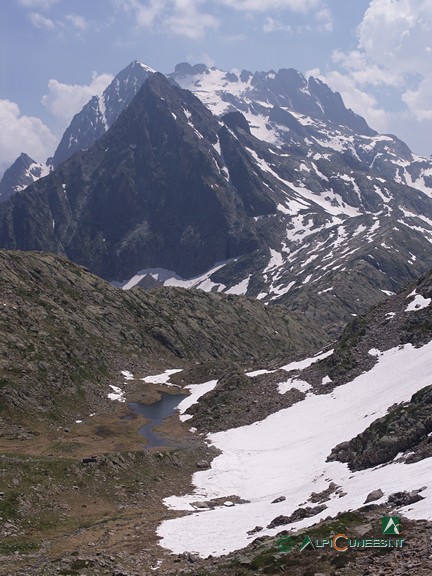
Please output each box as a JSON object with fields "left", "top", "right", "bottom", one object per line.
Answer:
{"left": 221, "top": 111, "right": 251, "bottom": 134}
{"left": 0, "top": 74, "right": 277, "bottom": 281}
{"left": 307, "top": 77, "right": 375, "bottom": 136}
{"left": 388, "top": 490, "right": 425, "bottom": 507}
{"left": 51, "top": 61, "right": 154, "bottom": 168}
{"left": 0, "top": 153, "right": 46, "bottom": 203}
{"left": 174, "top": 62, "right": 208, "bottom": 76}
{"left": 364, "top": 489, "right": 384, "bottom": 503}
{"left": 327, "top": 385, "right": 432, "bottom": 470}
{"left": 267, "top": 504, "right": 327, "bottom": 528}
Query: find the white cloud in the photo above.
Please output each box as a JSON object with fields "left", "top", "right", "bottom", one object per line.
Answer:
{"left": 219, "top": 0, "right": 321, "bottom": 11}
{"left": 331, "top": 49, "right": 402, "bottom": 88}
{"left": 402, "top": 77, "right": 432, "bottom": 121}
{"left": 315, "top": 0, "right": 432, "bottom": 155}
{"left": 64, "top": 13, "right": 89, "bottom": 32}
{"left": 357, "top": 0, "right": 432, "bottom": 75}
{"left": 41, "top": 72, "right": 114, "bottom": 128}
{"left": 19, "top": 0, "right": 58, "bottom": 8}
{"left": 117, "top": 0, "right": 163, "bottom": 28}
{"left": 0, "top": 100, "right": 56, "bottom": 169}
{"left": 22, "top": 2, "right": 90, "bottom": 35}
{"left": 166, "top": 0, "right": 219, "bottom": 40}
{"left": 315, "top": 5, "right": 332, "bottom": 31}
{"left": 353, "top": 0, "right": 432, "bottom": 105}
{"left": 115, "top": 0, "right": 328, "bottom": 39}
{"left": 263, "top": 16, "right": 292, "bottom": 33}
{"left": 29, "top": 11, "right": 55, "bottom": 29}
{"left": 115, "top": 0, "right": 218, "bottom": 39}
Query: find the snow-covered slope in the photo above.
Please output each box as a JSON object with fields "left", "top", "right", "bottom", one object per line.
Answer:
{"left": 172, "top": 63, "right": 432, "bottom": 200}
{"left": 158, "top": 275, "right": 432, "bottom": 557}
{"left": 0, "top": 153, "right": 50, "bottom": 202}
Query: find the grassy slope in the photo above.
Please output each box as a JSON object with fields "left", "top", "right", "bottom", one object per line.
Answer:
{"left": 0, "top": 249, "right": 327, "bottom": 432}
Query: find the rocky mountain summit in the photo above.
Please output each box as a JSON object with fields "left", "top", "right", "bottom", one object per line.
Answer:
{"left": 1, "top": 62, "right": 432, "bottom": 337}
{"left": 51, "top": 60, "right": 155, "bottom": 168}
{"left": 0, "top": 153, "right": 49, "bottom": 203}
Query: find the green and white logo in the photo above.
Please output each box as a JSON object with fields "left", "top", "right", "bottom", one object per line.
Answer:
{"left": 382, "top": 516, "right": 400, "bottom": 535}
{"left": 276, "top": 535, "right": 296, "bottom": 553}
{"left": 299, "top": 535, "right": 315, "bottom": 552}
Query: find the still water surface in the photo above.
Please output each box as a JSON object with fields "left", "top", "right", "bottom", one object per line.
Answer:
{"left": 129, "top": 392, "right": 188, "bottom": 448}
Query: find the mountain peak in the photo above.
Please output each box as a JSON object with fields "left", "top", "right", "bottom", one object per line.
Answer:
{"left": 129, "top": 60, "right": 156, "bottom": 74}
{"left": 0, "top": 152, "right": 48, "bottom": 203}
{"left": 17, "top": 152, "right": 35, "bottom": 166}
{"left": 51, "top": 60, "right": 155, "bottom": 168}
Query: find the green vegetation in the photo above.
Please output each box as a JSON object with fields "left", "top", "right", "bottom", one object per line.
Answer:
{"left": 0, "top": 250, "right": 326, "bottom": 433}
{"left": 0, "top": 540, "right": 38, "bottom": 555}
{"left": 0, "top": 492, "right": 19, "bottom": 520}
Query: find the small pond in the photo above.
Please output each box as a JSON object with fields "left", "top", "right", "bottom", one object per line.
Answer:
{"left": 128, "top": 392, "right": 188, "bottom": 448}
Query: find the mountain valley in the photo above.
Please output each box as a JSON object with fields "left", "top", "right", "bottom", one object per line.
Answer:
{"left": 0, "top": 59, "right": 432, "bottom": 575}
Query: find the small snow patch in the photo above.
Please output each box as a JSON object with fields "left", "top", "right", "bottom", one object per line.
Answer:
{"left": 108, "top": 385, "right": 125, "bottom": 403}
{"left": 142, "top": 369, "right": 183, "bottom": 386}
{"left": 177, "top": 380, "right": 218, "bottom": 422}
{"left": 278, "top": 378, "right": 311, "bottom": 395}
{"left": 225, "top": 275, "right": 251, "bottom": 296}
{"left": 405, "top": 291, "right": 431, "bottom": 312}
{"left": 280, "top": 349, "right": 333, "bottom": 373}
{"left": 368, "top": 348, "right": 381, "bottom": 357}
{"left": 246, "top": 369, "right": 275, "bottom": 377}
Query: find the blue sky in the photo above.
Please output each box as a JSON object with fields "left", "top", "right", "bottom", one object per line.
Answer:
{"left": 1, "top": 0, "right": 431, "bottom": 173}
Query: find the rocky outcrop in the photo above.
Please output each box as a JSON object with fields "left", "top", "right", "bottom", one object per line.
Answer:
{"left": 267, "top": 504, "right": 327, "bottom": 528}
{"left": 327, "top": 385, "right": 432, "bottom": 470}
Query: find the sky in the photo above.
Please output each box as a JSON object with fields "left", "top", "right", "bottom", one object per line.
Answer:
{"left": 0, "top": 0, "right": 431, "bottom": 174}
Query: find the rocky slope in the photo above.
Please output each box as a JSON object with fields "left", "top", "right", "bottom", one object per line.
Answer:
{"left": 0, "top": 249, "right": 325, "bottom": 434}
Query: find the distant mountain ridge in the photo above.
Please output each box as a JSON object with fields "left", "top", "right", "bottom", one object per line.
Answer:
{"left": 172, "top": 62, "right": 375, "bottom": 137}
{"left": 2, "top": 61, "right": 432, "bottom": 335}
